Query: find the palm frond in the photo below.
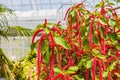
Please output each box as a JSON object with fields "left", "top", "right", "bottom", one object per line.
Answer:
{"left": 5, "top": 26, "right": 32, "bottom": 36}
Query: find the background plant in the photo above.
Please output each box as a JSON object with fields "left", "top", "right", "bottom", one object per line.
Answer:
{"left": 0, "top": 4, "right": 32, "bottom": 80}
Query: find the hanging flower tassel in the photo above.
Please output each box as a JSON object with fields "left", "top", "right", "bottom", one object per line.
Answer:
{"left": 97, "top": 60, "right": 103, "bottom": 80}
{"left": 49, "top": 32, "right": 55, "bottom": 79}
{"left": 97, "top": 30, "right": 106, "bottom": 55}
{"left": 32, "top": 29, "right": 44, "bottom": 43}
{"left": 89, "top": 18, "right": 94, "bottom": 48}
{"left": 37, "top": 33, "right": 45, "bottom": 80}
{"left": 85, "top": 68, "right": 89, "bottom": 80}
{"left": 92, "top": 57, "right": 97, "bottom": 80}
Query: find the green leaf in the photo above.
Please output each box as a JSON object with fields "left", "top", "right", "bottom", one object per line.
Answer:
{"left": 54, "top": 35, "right": 70, "bottom": 49}
{"left": 54, "top": 67, "right": 62, "bottom": 73}
{"left": 95, "top": 3, "right": 101, "bottom": 8}
{"left": 108, "top": 19, "right": 117, "bottom": 27}
{"left": 108, "top": 61, "right": 116, "bottom": 71}
{"left": 41, "top": 41, "right": 47, "bottom": 53}
{"left": 66, "top": 66, "right": 78, "bottom": 74}
{"left": 30, "top": 40, "right": 38, "bottom": 51}
{"left": 66, "top": 70, "right": 76, "bottom": 74}
{"left": 44, "top": 48, "right": 51, "bottom": 64}
{"left": 97, "top": 54, "right": 106, "bottom": 60}
{"left": 78, "top": 57, "right": 87, "bottom": 68}
{"left": 69, "top": 10, "right": 76, "bottom": 17}
{"left": 44, "top": 27, "right": 50, "bottom": 34}
{"left": 92, "top": 35, "right": 99, "bottom": 44}
{"left": 85, "top": 60, "right": 92, "bottom": 68}
{"left": 68, "top": 66, "right": 78, "bottom": 71}
{"left": 102, "top": 71, "right": 108, "bottom": 77}
{"left": 107, "top": 33, "right": 117, "bottom": 41}
{"left": 116, "top": 0, "right": 120, "bottom": 2}
{"left": 98, "top": 17, "right": 107, "bottom": 25}
{"left": 116, "top": 44, "right": 120, "bottom": 49}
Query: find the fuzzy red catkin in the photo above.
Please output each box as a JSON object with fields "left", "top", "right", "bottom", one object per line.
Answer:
{"left": 37, "top": 33, "right": 45, "bottom": 80}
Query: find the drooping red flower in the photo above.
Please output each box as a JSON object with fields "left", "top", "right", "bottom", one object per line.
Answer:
{"left": 116, "top": 50, "right": 120, "bottom": 59}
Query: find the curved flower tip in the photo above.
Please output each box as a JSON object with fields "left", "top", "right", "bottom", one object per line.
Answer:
{"left": 116, "top": 50, "right": 120, "bottom": 59}
{"left": 44, "top": 19, "right": 47, "bottom": 27}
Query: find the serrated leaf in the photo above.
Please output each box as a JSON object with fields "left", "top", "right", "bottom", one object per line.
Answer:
{"left": 54, "top": 67, "right": 62, "bottom": 73}
{"left": 54, "top": 35, "right": 70, "bottom": 49}
{"left": 85, "top": 60, "right": 92, "bottom": 68}
{"left": 108, "top": 19, "right": 117, "bottom": 27}
{"left": 98, "top": 17, "right": 107, "bottom": 25}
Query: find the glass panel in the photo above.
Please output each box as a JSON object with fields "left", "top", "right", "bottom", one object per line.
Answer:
{"left": 24, "top": 5, "right": 32, "bottom": 11}
{"left": 61, "top": 0, "right": 70, "bottom": 3}
{"left": 41, "top": 0, "right": 50, "bottom": 3}
{"left": 52, "top": 4, "right": 61, "bottom": 9}
{"left": 13, "top": 0, "right": 21, "bottom": 5}
{"left": 23, "top": 0, "right": 30, "bottom": 4}
{"left": 42, "top": 5, "right": 51, "bottom": 10}
{"left": 52, "top": 0, "right": 61, "bottom": 3}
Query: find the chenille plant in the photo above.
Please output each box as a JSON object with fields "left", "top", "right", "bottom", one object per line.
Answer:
{"left": 32, "top": 0, "right": 120, "bottom": 80}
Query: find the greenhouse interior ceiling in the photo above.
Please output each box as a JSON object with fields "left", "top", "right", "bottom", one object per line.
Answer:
{"left": 1, "top": 0, "right": 119, "bottom": 28}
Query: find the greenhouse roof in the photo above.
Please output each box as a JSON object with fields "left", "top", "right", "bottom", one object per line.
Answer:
{"left": 0, "top": 0, "right": 102, "bottom": 11}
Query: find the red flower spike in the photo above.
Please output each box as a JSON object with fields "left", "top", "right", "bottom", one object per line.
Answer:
{"left": 44, "top": 19, "right": 47, "bottom": 27}
{"left": 49, "top": 32, "right": 55, "bottom": 79}
{"left": 89, "top": 19, "right": 94, "bottom": 48}
{"left": 49, "top": 32, "right": 55, "bottom": 48}
{"left": 92, "top": 58, "right": 97, "bottom": 80}
{"left": 106, "top": 57, "right": 116, "bottom": 68}
{"left": 76, "top": 2, "right": 83, "bottom": 7}
{"left": 56, "top": 21, "right": 61, "bottom": 27}
{"left": 51, "top": 28, "right": 62, "bottom": 35}
{"left": 37, "top": 33, "right": 45, "bottom": 80}
{"left": 64, "top": 8, "right": 71, "bottom": 20}
{"left": 108, "top": 72, "right": 111, "bottom": 80}
{"left": 97, "top": 60, "right": 103, "bottom": 80}
{"left": 32, "top": 29, "right": 44, "bottom": 43}
{"left": 116, "top": 62, "right": 119, "bottom": 69}
{"left": 104, "top": 25, "right": 108, "bottom": 36}
{"left": 97, "top": 30, "right": 106, "bottom": 55}
{"left": 62, "top": 57, "right": 74, "bottom": 70}
{"left": 85, "top": 69, "right": 89, "bottom": 80}
{"left": 53, "top": 73, "right": 64, "bottom": 80}
{"left": 65, "top": 76, "right": 70, "bottom": 80}
{"left": 76, "top": 50, "right": 84, "bottom": 56}
{"left": 116, "top": 50, "right": 120, "bottom": 59}
{"left": 50, "top": 49, "right": 55, "bottom": 80}
{"left": 70, "top": 15, "right": 73, "bottom": 34}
